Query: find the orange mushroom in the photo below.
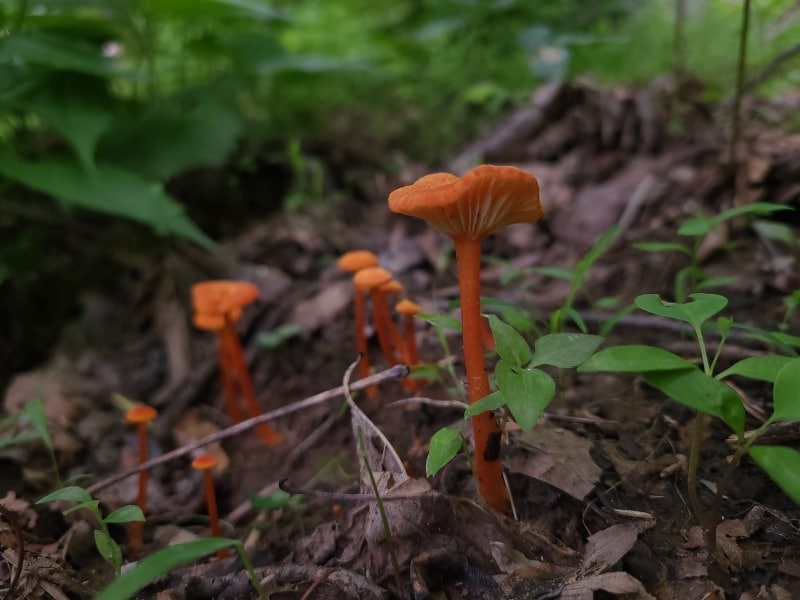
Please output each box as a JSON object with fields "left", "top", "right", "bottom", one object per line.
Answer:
{"left": 376, "top": 278, "right": 405, "bottom": 364}
{"left": 395, "top": 299, "right": 424, "bottom": 391}
{"left": 389, "top": 165, "right": 542, "bottom": 515}
{"left": 337, "top": 250, "right": 380, "bottom": 387}
{"left": 125, "top": 405, "right": 158, "bottom": 547}
{"left": 191, "top": 280, "right": 280, "bottom": 446}
{"left": 191, "top": 454, "right": 225, "bottom": 557}
{"left": 353, "top": 267, "right": 395, "bottom": 367}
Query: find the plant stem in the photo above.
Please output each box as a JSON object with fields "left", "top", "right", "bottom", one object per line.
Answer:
{"left": 130, "top": 423, "right": 149, "bottom": 548}
{"left": 729, "top": 0, "right": 752, "bottom": 164}
{"left": 686, "top": 411, "right": 711, "bottom": 534}
{"left": 453, "top": 237, "right": 512, "bottom": 515}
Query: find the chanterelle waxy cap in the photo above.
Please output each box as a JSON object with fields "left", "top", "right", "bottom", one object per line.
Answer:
{"left": 388, "top": 165, "right": 542, "bottom": 240}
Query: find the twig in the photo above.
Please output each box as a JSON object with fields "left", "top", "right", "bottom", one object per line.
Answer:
{"left": 86, "top": 365, "right": 408, "bottom": 495}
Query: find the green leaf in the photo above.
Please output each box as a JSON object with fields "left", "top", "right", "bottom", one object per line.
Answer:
{"left": 420, "top": 313, "right": 462, "bottom": 333}
{"left": 531, "top": 266, "right": 574, "bottom": 281}
{"left": 748, "top": 446, "right": 800, "bottom": 505}
{"left": 695, "top": 275, "right": 739, "bottom": 291}
{"left": 529, "top": 333, "right": 604, "bottom": 368}
{"left": 578, "top": 345, "right": 694, "bottom": 373}
{"left": 678, "top": 215, "right": 715, "bottom": 237}
{"left": 0, "top": 150, "right": 212, "bottom": 247}
{"left": 770, "top": 358, "right": 800, "bottom": 423}
{"left": 104, "top": 505, "right": 145, "bottom": 524}
{"left": 714, "top": 202, "right": 791, "bottom": 224}
{"left": 63, "top": 500, "right": 101, "bottom": 516}
{"left": 426, "top": 427, "right": 462, "bottom": 477}
{"left": 486, "top": 315, "right": 531, "bottom": 367}
{"left": 21, "top": 74, "right": 113, "bottom": 170}
{"left": 634, "top": 241, "right": 691, "bottom": 254}
{"left": 643, "top": 369, "right": 744, "bottom": 435}
{"left": 250, "top": 490, "right": 292, "bottom": 510}
{"left": 716, "top": 317, "right": 733, "bottom": 338}
{"left": 98, "top": 101, "right": 243, "bottom": 180}
{"left": 95, "top": 538, "right": 245, "bottom": 600}
{"left": 716, "top": 355, "right": 794, "bottom": 382}
{"left": 37, "top": 485, "right": 93, "bottom": 505}
{"left": 635, "top": 293, "right": 728, "bottom": 329}
{"left": 94, "top": 530, "right": 121, "bottom": 568}
{"left": 23, "top": 397, "right": 53, "bottom": 450}
{"left": 496, "top": 363, "right": 555, "bottom": 431}
{"left": 574, "top": 225, "right": 618, "bottom": 280}
{"left": 0, "top": 431, "right": 41, "bottom": 449}
{"left": 257, "top": 323, "right": 302, "bottom": 349}
{"left": 464, "top": 390, "right": 507, "bottom": 418}
{"left": 0, "top": 32, "right": 113, "bottom": 76}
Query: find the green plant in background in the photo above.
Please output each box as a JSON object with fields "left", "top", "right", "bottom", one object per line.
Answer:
{"left": 635, "top": 203, "right": 790, "bottom": 302}
{"left": 36, "top": 486, "right": 144, "bottom": 576}
{"left": 427, "top": 315, "right": 603, "bottom": 476}
{"left": 95, "top": 537, "right": 265, "bottom": 600}
{"left": 579, "top": 292, "right": 800, "bottom": 546}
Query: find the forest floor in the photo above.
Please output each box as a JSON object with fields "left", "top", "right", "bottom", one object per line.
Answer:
{"left": 2, "top": 79, "right": 800, "bottom": 600}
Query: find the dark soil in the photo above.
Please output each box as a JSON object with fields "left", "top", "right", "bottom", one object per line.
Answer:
{"left": 2, "top": 79, "right": 800, "bottom": 600}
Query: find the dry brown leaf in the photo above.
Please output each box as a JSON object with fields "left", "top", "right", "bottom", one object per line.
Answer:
{"left": 289, "top": 279, "right": 352, "bottom": 333}
{"left": 560, "top": 571, "right": 654, "bottom": 600}
{"left": 583, "top": 523, "right": 643, "bottom": 571}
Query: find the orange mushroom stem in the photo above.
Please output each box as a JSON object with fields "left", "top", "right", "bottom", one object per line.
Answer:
{"left": 353, "top": 267, "right": 395, "bottom": 367}
{"left": 395, "top": 299, "right": 423, "bottom": 392}
{"left": 389, "top": 165, "right": 542, "bottom": 516}
{"left": 191, "top": 280, "right": 280, "bottom": 447}
{"left": 191, "top": 454, "right": 227, "bottom": 559}
{"left": 125, "top": 405, "right": 158, "bottom": 547}
{"left": 376, "top": 278, "right": 405, "bottom": 364}
{"left": 337, "top": 251, "right": 380, "bottom": 390}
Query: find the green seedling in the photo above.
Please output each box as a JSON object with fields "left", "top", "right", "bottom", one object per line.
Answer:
{"left": 635, "top": 203, "right": 790, "bottom": 302}
{"left": 579, "top": 292, "right": 800, "bottom": 546}
{"left": 427, "top": 315, "right": 603, "bottom": 476}
{"left": 37, "top": 486, "right": 144, "bottom": 576}
{"left": 95, "top": 537, "right": 264, "bottom": 600}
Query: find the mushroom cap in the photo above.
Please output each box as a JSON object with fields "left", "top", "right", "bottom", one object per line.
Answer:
{"left": 192, "top": 308, "right": 243, "bottom": 331}
{"left": 388, "top": 165, "right": 542, "bottom": 240}
{"left": 125, "top": 405, "right": 158, "bottom": 424}
{"left": 191, "top": 454, "right": 218, "bottom": 470}
{"left": 191, "top": 280, "right": 259, "bottom": 316}
{"left": 353, "top": 266, "right": 393, "bottom": 291}
{"left": 379, "top": 279, "right": 404, "bottom": 295}
{"left": 395, "top": 299, "right": 421, "bottom": 316}
{"left": 337, "top": 250, "right": 379, "bottom": 272}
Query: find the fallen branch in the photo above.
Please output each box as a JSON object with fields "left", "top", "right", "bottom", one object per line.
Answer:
{"left": 86, "top": 364, "right": 409, "bottom": 495}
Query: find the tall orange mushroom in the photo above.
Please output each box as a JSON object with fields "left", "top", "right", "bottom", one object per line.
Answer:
{"left": 395, "top": 299, "right": 424, "bottom": 392}
{"left": 353, "top": 267, "right": 395, "bottom": 368}
{"left": 337, "top": 250, "right": 380, "bottom": 388}
{"left": 376, "top": 278, "right": 405, "bottom": 364}
{"left": 389, "top": 165, "right": 542, "bottom": 515}
{"left": 125, "top": 405, "right": 158, "bottom": 547}
{"left": 191, "top": 280, "right": 280, "bottom": 446}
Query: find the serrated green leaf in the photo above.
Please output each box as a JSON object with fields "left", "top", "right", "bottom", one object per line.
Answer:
{"left": 578, "top": 345, "right": 694, "bottom": 373}
{"left": 464, "top": 390, "right": 506, "bottom": 417}
{"left": 716, "top": 355, "right": 794, "bottom": 382}
{"left": 496, "top": 364, "right": 555, "bottom": 431}
{"left": 529, "top": 333, "right": 604, "bottom": 368}
{"left": 635, "top": 293, "right": 728, "bottom": 328}
{"left": 426, "top": 427, "right": 462, "bottom": 477}
{"left": 770, "top": 358, "right": 800, "bottom": 423}
{"left": 104, "top": 505, "right": 145, "bottom": 524}
{"left": 486, "top": 315, "right": 531, "bottom": 367}
{"left": 643, "top": 369, "right": 744, "bottom": 434}
{"left": 37, "top": 485, "right": 93, "bottom": 505}
{"left": 0, "top": 150, "right": 212, "bottom": 247}
{"left": 95, "top": 538, "right": 246, "bottom": 600}
{"left": 748, "top": 446, "right": 800, "bottom": 505}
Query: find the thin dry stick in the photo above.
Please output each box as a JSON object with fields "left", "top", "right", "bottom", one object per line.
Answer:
{"left": 86, "top": 365, "right": 408, "bottom": 495}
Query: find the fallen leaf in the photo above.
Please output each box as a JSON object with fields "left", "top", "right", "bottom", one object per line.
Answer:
{"left": 583, "top": 523, "right": 642, "bottom": 571}
{"left": 560, "top": 571, "right": 654, "bottom": 599}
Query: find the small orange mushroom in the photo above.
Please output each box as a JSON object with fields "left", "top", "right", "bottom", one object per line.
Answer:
{"left": 191, "top": 454, "right": 227, "bottom": 558}
{"left": 395, "top": 299, "right": 424, "bottom": 392}
{"left": 389, "top": 164, "right": 542, "bottom": 515}
{"left": 191, "top": 280, "right": 280, "bottom": 446}
{"left": 337, "top": 250, "right": 380, "bottom": 388}
{"left": 125, "top": 405, "right": 158, "bottom": 547}
{"left": 353, "top": 267, "right": 395, "bottom": 367}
